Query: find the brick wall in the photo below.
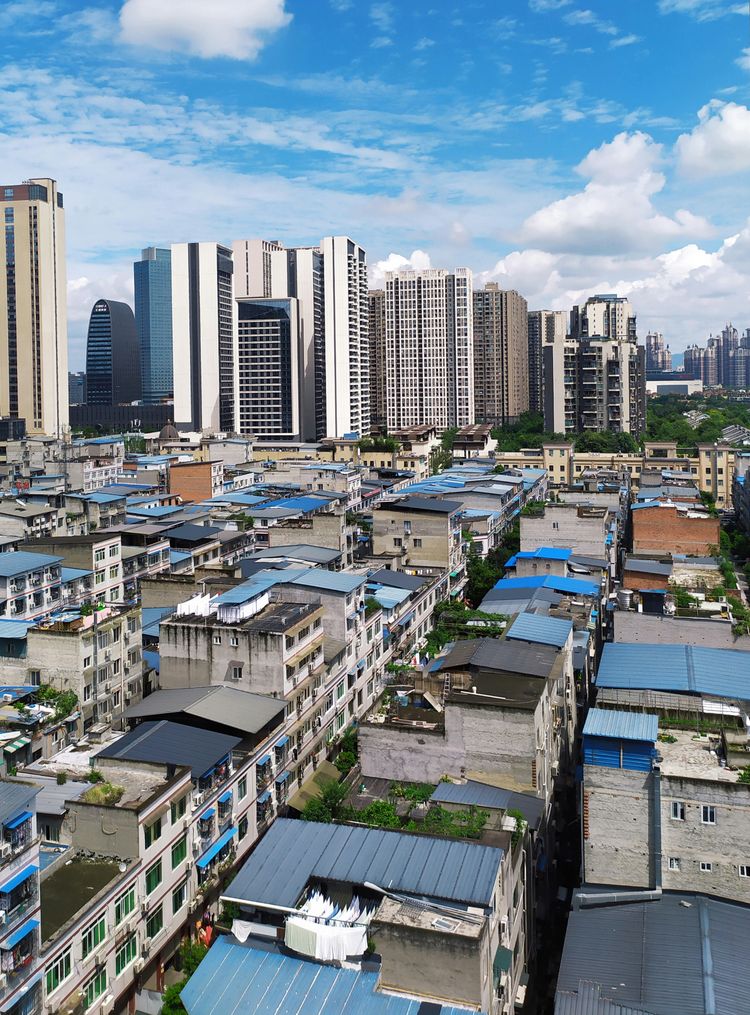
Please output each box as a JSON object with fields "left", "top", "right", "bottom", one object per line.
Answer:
{"left": 168, "top": 461, "right": 214, "bottom": 503}
{"left": 632, "top": 506, "right": 720, "bottom": 555}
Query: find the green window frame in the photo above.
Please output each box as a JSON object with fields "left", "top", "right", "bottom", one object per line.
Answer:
{"left": 171, "top": 835, "right": 187, "bottom": 869}
{"left": 144, "top": 816, "right": 162, "bottom": 849}
{"left": 172, "top": 879, "right": 187, "bottom": 915}
{"left": 84, "top": 968, "right": 107, "bottom": 1008}
{"left": 45, "top": 949, "right": 71, "bottom": 994}
{"left": 81, "top": 915, "right": 106, "bottom": 958}
{"left": 146, "top": 904, "right": 163, "bottom": 939}
{"left": 171, "top": 795, "right": 187, "bottom": 823}
{"left": 115, "top": 934, "right": 137, "bottom": 977}
{"left": 145, "top": 859, "right": 162, "bottom": 895}
{"left": 114, "top": 886, "right": 135, "bottom": 926}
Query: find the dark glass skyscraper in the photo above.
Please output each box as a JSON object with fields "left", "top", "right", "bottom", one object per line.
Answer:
{"left": 85, "top": 299, "right": 141, "bottom": 405}
{"left": 134, "top": 247, "right": 173, "bottom": 403}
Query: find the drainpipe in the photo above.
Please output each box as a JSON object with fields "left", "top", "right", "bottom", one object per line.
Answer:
{"left": 651, "top": 764, "right": 662, "bottom": 891}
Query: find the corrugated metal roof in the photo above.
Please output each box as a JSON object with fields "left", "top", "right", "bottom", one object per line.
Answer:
{"left": 0, "top": 550, "right": 63, "bottom": 577}
{"left": 431, "top": 780, "right": 544, "bottom": 830}
{"left": 595, "top": 644, "right": 750, "bottom": 700}
{"left": 125, "top": 686, "right": 284, "bottom": 736}
{"left": 516, "top": 547, "right": 573, "bottom": 561}
{"left": 95, "top": 720, "right": 241, "bottom": 778}
{"left": 0, "top": 619, "right": 34, "bottom": 640}
{"left": 507, "top": 612, "right": 573, "bottom": 648}
{"left": 555, "top": 981, "right": 652, "bottom": 1014}
{"left": 60, "top": 566, "right": 93, "bottom": 581}
{"left": 495, "top": 575, "right": 599, "bottom": 597}
{"left": 0, "top": 782, "right": 39, "bottom": 830}
{"left": 225, "top": 817, "right": 503, "bottom": 910}
{"left": 181, "top": 937, "right": 482, "bottom": 1015}
{"left": 582, "top": 709, "right": 658, "bottom": 743}
{"left": 556, "top": 892, "right": 750, "bottom": 1015}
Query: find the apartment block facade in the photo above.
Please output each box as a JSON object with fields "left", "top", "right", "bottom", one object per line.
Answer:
{"left": 473, "top": 284, "right": 529, "bottom": 427}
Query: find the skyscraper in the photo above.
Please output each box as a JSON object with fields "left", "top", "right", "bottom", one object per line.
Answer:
{"left": 134, "top": 247, "right": 173, "bottom": 403}
{"left": 384, "top": 268, "right": 473, "bottom": 431}
{"left": 236, "top": 297, "right": 301, "bottom": 439}
{"left": 85, "top": 299, "right": 141, "bottom": 405}
{"left": 473, "top": 284, "right": 529, "bottom": 427}
{"left": 368, "top": 289, "right": 387, "bottom": 432}
{"left": 645, "top": 331, "right": 672, "bottom": 373}
{"left": 528, "top": 310, "right": 566, "bottom": 414}
{"left": 570, "top": 293, "right": 636, "bottom": 342}
{"left": 0, "top": 178, "right": 68, "bottom": 435}
{"left": 68, "top": 371, "right": 87, "bottom": 405}
{"left": 171, "top": 242, "right": 236, "bottom": 433}
{"left": 233, "top": 238, "right": 284, "bottom": 299}
{"left": 321, "top": 236, "right": 369, "bottom": 438}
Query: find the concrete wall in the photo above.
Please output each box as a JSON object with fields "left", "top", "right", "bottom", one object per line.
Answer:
{"left": 520, "top": 508, "right": 608, "bottom": 557}
{"left": 372, "top": 508, "right": 453, "bottom": 571}
{"left": 583, "top": 766, "right": 653, "bottom": 888}
{"left": 63, "top": 799, "right": 140, "bottom": 858}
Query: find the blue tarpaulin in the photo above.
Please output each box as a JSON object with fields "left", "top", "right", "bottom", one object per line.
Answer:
{"left": 275, "top": 772, "right": 291, "bottom": 784}
{"left": 0, "top": 864, "right": 37, "bottom": 895}
{"left": 218, "top": 790, "right": 232, "bottom": 804}
{"left": 1, "top": 918, "right": 38, "bottom": 950}
{"left": 196, "top": 827, "right": 237, "bottom": 870}
{"left": 199, "top": 808, "right": 215, "bottom": 821}
{"left": 5, "top": 811, "right": 32, "bottom": 831}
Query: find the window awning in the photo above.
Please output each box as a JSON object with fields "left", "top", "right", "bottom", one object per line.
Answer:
{"left": 199, "top": 808, "right": 215, "bottom": 821}
{"left": 275, "top": 772, "right": 291, "bottom": 785}
{"left": 257, "top": 754, "right": 271, "bottom": 766}
{"left": 449, "top": 588, "right": 461, "bottom": 597}
{"left": 218, "top": 790, "right": 232, "bottom": 805}
{"left": 449, "top": 570, "right": 460, "bottom": 579}
{"left": 0, "top": 970, "right": 42, "bottom": 1012}
{"left": 5, "top": 811, "right": 32, "bottom": 830}
{"left": 400, "top": 611, "right": 415, "bottom": 626}
{"left": 196, "top": 827, "right": 237, "bottom": 870}
{"left": 4, "top": 737, "right": 30, "bottom": 754}
{"left": 275, "top": 736, "right": 290, "bottom": 749}
{"left": 0, "top": 864, "right": 37, "bottom": 895}
{"left": 493, "top": 945, "right": 513, "bottom": 977}
{"left": 257, "top": 791, "right": 271, "bottom": 804}
{"left": 1, "top": 918, "right": 38, "bottom": 950}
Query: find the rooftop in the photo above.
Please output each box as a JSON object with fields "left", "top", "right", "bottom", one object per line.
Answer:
{"left": 582, "top": 709, "right": 658, "bottom": 743}
{"left": 382, "top": 496, "right": 461, "bottom": 515}
{"left": 556, "top": 891, "right": 750, "bottom": 1015}
{"left": 181, "top": 937, "right": 479, "bottom": 1015}
{"left": 430, "top": 779, "right": 545, "bottom": 830}
{"left": 658, "top": 729, "right": 741, "bottom": 784}
{"left": 0, "top": 550, "right": 63, "bottom": 577}
{"left": 224, "top": 817, "right": 503, "bottom": 910}
{"left": 595, "top": 643, "right": 750, "bottom": 700}
{"left": 125, "top": 686, "right": 284, "bottom": 737}
{"left": 96, "top": 719, "right": 241, "bottom": 779}
{"left": 506, "top": 612, "right": 573, "bottom": 649}
{"left": 41, "top": 855, "right": 127, "bottom": 942}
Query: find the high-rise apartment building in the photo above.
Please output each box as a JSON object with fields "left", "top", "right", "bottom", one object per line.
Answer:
{"left": 544, "top": 293, "right": 646, "bottom": 437}
{"left": 0, "top": 178, "right": 68, "bottom": 436}
{"left": 172, "top": 242, "right": 236, "bottom": 433}
{"left": 645, "top": 331, "right": 672, "bottom": 373}
{"left": 570, "top": 293, "right": 636, "bottom": 342}
{"left": 528, "top": 310, "right": 566, "bottom": 414}
{"left": 68, "top": 371, "right": 87, "bottom": 405}
{"left": 368, "top": 289, "right": 386, "bottom": 432}
{"left": 321, "top": 236, "right": 369, "bottom": 438}
{"left": 236, "top": 297, "right": 301, "bottom": 439}
{"left": 473, "top": 284, "right": 529, "bottom": 426}
{"left": 233, "top": 240, "right": 326, "bottom": 440}
{"left": 134, "top": 246, "right": 173, "bottom": 403}
{"left": 384, "top": 268, "right": 473, "bottom": 431}
{"left": 85, "top": 299, "right": 141, "bottom": 405}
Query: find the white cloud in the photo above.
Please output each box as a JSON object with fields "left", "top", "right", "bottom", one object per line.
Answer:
{"left": 610, "top": 33, "right": 641, "bottom": 48}
{"left": 676, "top": 101, "right": 750, "bottom": 177}
{"left": 528, "top": 0, "right": 572, "bottom": 10}
{"left": 658, "top": 0, "right": 742, "bottom": 19}
{"left": 563, "top": 9, "right": 619, "bottom": 35}
{"left": 119, "top": 0, "right": 292, "bottom": 60}
{"left": 519, "top": 131, "right": 713, "bottom": 254}
{"left": 736, "top": 47, "right": 750, "bottom": 71}
{"left": 370, "top": 2, "right": 394, "bottom": 33}
{"left": 370, "top": 250, "right": 433, "bottom": 287}
{"left": 414, "top": 37, "right": 435, "bottom": 51}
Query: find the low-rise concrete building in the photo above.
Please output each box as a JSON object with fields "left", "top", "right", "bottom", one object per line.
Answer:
{"left": 0, "top": 551, "right": 63, "bottom": 622}
{"left": 631, "top": 500, "right": 720, "bottom": 556}
{"left": 22, "top": 534, "right": 124, "bottom": 607}
{"left": 372, "top": 496, "right": 466, "bottom": 593}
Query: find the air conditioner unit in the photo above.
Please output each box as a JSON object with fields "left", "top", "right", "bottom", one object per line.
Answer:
{"left": 551, "top": 762, "right": 559, "bottom": 777}
{"left": 192, "top": 840, "right": 200, "bottom": 855}
{"left": 311, "top": 689, "right": 317, "bottom": 701}
{"left": 141, "top": 902, "right": 149, "bottom": 916}
{"left": 192, "top": 792, "right": 204, "bottom": 810}
{"left": 133, "top": 958, "right": 144, "bottom": 973}
{"left": 101, "top": 993, "right": 114, "bottom": 1014}
{"left": 0, "top": 910, "right": 6, "bottom": 925}
{"left": 104, "top": 650, "right": 111, "bottom": 660}
{"left": 185, "top": 860, "right": 193, "bottom": 872}
{"left": 0, "top": 843, "right": 11, "bottom": 859}
{"left": 142, "top": 937, "right": 151, "bottom": 957}
{"left": 103, "top": 713, "right": 113, "bottom": 724}
{"left": 0, "top": 973, "right": 6, "bottom": 989}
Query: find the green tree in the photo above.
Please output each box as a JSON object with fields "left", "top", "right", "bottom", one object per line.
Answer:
{"left": 160, "top": 981, "right": 188, "bottom": 1015}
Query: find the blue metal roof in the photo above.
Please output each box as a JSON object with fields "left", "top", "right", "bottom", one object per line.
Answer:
{"left": 0, "top": 620, "right": 34, "bottom": 640}
{"left": 595, "top": 643, "right": 750, "bottom": 699}
{"left": 494, "top": 574, "right": 599, "bottom": 597}
{"left": 507, "top": 612, "right": 573, "bottom": 648}
{"left": 430, "top": 780, "right": 544, "bottom": 830}
{"left": 181, "top": 936, "right": 483, "bottom": 1015}
{"left": 83, "top": 492, "right": 123, "bottom": 504}
{"left": 583, "top": 708, "right": 658, "bottom": 743}
{"left": 514, "top": 547, "right": 572, "bottom": 561}
{"left": 61, "top": 566, "right": 93, "bottom": 582}
{"left": 0, "top": 863, "right": 37, "bottom": 894}
{"left": 0, "top": 551, "right": 63, "bottom": 577}
{"left": 2, "top": 918, "right": 38, "bottom": 949}
{"left": 225, "top": 818, "right": 503, "bottom": 910}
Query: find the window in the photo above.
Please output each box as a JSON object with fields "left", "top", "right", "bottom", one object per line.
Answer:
{"left": 115, "top": 934, "right": 137, "bottom": 976}
{"left": 670, "top": 801, "right": 685, "bottom": 821}
{"left": 700, "top": 861, "right": 713, "bottom": 872}
{"left": 232, "top": 665, "right": 242, "bottom": 681}
{"left": 83, "top": 655, "right": 92, "bottom": 669}
{"left": 145, "top": 859, "right": 162, "bottom": 895}
{"left": 171, "top": 795, "right": 187, "bottom": 823}
{"left": 144, "top": 816, "right": 162, "bottom": 849}
{"left": 46, "top": 949, "right": 72, "bottom": 994}
{"left": 84, "top": 968, "right": 107, "bottom": 1009}
{"left": 81, "top": 915, "right": 106, "bottom": 958}
{"left": 238, "top": 776, "right": 247, "bottom": 800}
{"left": 94, "top": 548, "right": 106, "bottom": 563}
{"left": 393, "top": 537, "right": 402, "bottom": 547}
{"left": 172, "top": 879, "right": 187, "bottom": 915}
{"left": 668, "top": 857, "right": 681, "bottom": 871}
{"left": 109, "top": 545, "right": 119, "bottom": 557}
{"left": 701, "top": 805, "right": 716, "bottom": 825}
{"left": 230, "top": 636, "right": 238, "bottom": 647}
{"left": 171, "top": 835, "right": 187, "bottom": 869}
{"left": 739, "top": 865, "right": 750, "bottom": 878}
{"left": 413, "top": 538, "right": 422, "bottom": 548}
{"left": 213, "top": 634, "right": 222, "bottom": 645}
{"left": 146, "top": 904, "right": 163, "bottom": 939}
{"left": 114, "top": 887, "right": 135, "bottom": 926}
{"left": 239, "top": 816, "right": 249, "bottom": 840}
{"left": 109, "top": 566, "right": 119, "bottom": 580}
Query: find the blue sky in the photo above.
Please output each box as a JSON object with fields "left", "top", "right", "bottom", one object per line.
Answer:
{"left": 2, "top": 0, "right": 750, "bottom": 367}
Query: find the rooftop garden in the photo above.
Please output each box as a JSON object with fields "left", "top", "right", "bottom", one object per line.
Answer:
{"left": 424, "top": 600, "right": 507, "bottom": 656}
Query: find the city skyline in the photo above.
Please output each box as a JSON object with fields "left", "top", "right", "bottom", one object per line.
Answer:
{"left": 2, "top": 1, "right": 750, "bottom": 367}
